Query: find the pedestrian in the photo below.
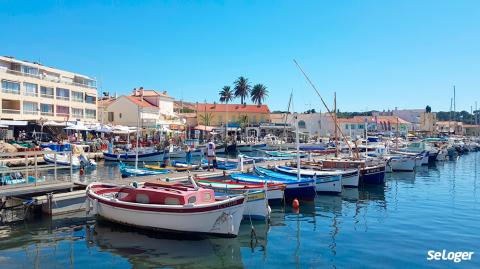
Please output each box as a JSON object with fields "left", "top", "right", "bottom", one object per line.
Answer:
{"left": 206, "top": 139, "right": 216, "bottom": 171}
{"left": 185, "top": 144, "right": 192, "bottom": 166}
{"left": 163, "top": 140, "right": 171, "bottom": 167}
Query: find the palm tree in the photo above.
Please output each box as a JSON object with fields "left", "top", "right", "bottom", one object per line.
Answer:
{"left": 219, "top": 86, "right": 233, "bottom": 103}
{"left": 234, "top": 76, "right": 251, "bottom": 104}
{"left": 219, "top": 86, "right": 234, "bottom": 142}
{"left": 251, "top": 84, "right": 268, "bottom": 106}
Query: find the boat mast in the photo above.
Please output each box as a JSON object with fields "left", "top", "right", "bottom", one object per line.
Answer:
{"left": 295, "top": 112, "right": 301, "bottom": 181}
{"left": 135, "top": 94, "right": 142, "bottom": 170}
{"left": 396, "top": 116, "right": 399, "bottom": 150}
{"left": 293, "top": 59, "right": 357, "bottom": 158}
{"left": 334, "top": 92, "right": 338, "bottom": 157}
{"left": 282, "top": 91, "right": 293, "bottom": 149}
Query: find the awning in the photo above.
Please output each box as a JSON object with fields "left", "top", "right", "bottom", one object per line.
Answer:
{"left": 0, "top": 124, "right": 8, "bottom": 128}
{"left": 0, "top": 120, "right": 28, "bottom": 126}
{"left": 64, "top": 125, "right": 91, "bottom": 131}
{"left": 194, "top": 125, "right": 215, "bottom": 132}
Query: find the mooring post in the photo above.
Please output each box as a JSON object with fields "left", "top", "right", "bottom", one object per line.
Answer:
{"left": 70, "top": 151, "right": 73, "bottom": 183}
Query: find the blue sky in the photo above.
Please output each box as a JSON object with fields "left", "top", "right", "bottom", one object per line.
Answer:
{"left": 1, "top": 0, "right": 479, "bottom": 112}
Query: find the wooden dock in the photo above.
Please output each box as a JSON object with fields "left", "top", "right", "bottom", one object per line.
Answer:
{"left": 0, "top": 181, "right": 75, "bottom": 197}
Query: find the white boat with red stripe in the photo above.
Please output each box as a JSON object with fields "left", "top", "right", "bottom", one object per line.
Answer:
{"left": 86, "top": 180, "right": 246, "bottom": 237}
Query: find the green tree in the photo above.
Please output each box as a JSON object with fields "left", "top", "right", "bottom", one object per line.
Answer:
{"left": 199, "top": 112, "right": 214, "bottom": 126}
{"left": 251, "top": 84, "right": 268, "bottom": 106}
{"left": 234, "top": 76, "right": 251, "bottom": 104}
{"left": 238, "top": 114, "right": 249, "bottom": 128}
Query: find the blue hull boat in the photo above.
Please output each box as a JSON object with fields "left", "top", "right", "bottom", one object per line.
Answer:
{"left": 119, "top": 164, "right": 170, "bottom": 178}
{"left": 231, "top": 167, "right": 316, "bottom": 200}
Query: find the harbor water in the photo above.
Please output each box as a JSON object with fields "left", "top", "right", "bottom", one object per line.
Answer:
{"left": 1, "top": 152, "right": 479, "bottom": 268}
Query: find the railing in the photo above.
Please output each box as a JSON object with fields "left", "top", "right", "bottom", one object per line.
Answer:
{"left": 2, "top": 109, "right": 21, "bottom": 114}
{"left": 41, "top": 93, "right": 54, "bottom": 99}
{"left": 56, "top": 112, "right": 70, "bottom": 117}
{"left": 56, "top": 96, "right": 70, "bottom": 101}
{"left": 41, "top": 111, "right": 54, "bottom": 116}
{"left": 25, "top": 91, "right": 38, "bottom": 97}
{"left": 72, "top": 98, "right": 84, "bottom": 103}
{"left": 4, "top": 68, "right": 96, "bottom": 89}
{"left": 2, "top": 88, "right": 20, "bottom": 94}
{"left": 86, "top": 115, "right": 96, "bottom": 119}
{"left": 72, "top": 114, "right": 84, "bottom": 118}
{"left": 23, "top": 110, "right": 38, "bottom": 115}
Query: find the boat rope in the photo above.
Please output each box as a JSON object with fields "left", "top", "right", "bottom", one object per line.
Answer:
{"left": 245, "top": 192, "right": 258, "bottom": 244}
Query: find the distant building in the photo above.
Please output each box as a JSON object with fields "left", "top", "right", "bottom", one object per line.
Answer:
{"left": 270, "top": 112, "right": 334, "bottom": 137}
{"left": 373, "top": 109, "right": 423, "bottom": 131}
{"left": 101, "top": 89, "right": 177, "bottom": 128}
{"left": 195, "top": 103, "right": 271, "bottom": 127}
{"left": 0, "top": 56, "right": 98, "bottom": 123}
{"left": 464, "top": 124, "right": 480, "bottom": 136}
{"left": 420, "top": 112, "right": 437, "bottom": 132}
{"left": 435, "top": 121, "right": 464, "bottom": 135}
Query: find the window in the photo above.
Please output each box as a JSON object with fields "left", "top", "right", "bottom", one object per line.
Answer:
{"left": 298, "top": 120, "right": 306, "bottom": 129}
{"left": 251, "top": 115, "right": 257, "bottom": 123}
{"left": 72, "top": 108, "right": 84, "bottom": 118}
{"left": 203, "top": 192, "right": 212, "bottom": 202}
{"left": 56, "top": 105, "right": 69, "bottom": 117}
{"left": 24, "top": 83, "right": 38, "bottom": 97}
{"left": 107, "top": 112, "right": 114, "bottom": 122}
{"left": 72, "top": 91, "right": 84, "bottom": 102}
{"left": 85, "top": 95, "right": 96, "bottom": 104}
{"left": 40, "top": 104, "right": 54, "bottom": 116}
{"left": 345, "top": 124, "right": 349, "bottom": 129}
{"left": 23, "top": 101, "right": 38, "bottom": 115}
{"left": 351, "top": 124, "right": 356, "bottom": 130}
{"left": 2, "top": 80, "right": 20, "bottom": 94}
{"left": 187, "top": 196, "right": 197, "bottom": 204}
{"left": 119, "top": 113, "right": 122, "bottom": 119}
{"left": 56, "top": 88, "right": 70, "bottom": 100}
{"left": 21, "top": 65, "right": 39, "bottom": 76}
{"left": 85, "top": 109, "right": 96, "bottom": 119}
{"left": 40, "top": 86, "right": 54, "bottom": 98}
{"left": 358, "top": 124, "right": 365, "bottom": 129}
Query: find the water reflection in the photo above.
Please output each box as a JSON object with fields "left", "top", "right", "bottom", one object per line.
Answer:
{"left": 88, "top": 221, "right": 245, "bottom": 269}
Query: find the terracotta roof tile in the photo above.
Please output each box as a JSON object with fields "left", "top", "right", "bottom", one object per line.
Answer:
{"left": 125, "top": 96, "right": 157, "bottom": 108}
{"left": 196, "top": 103, "right": 270, "bottom": 113}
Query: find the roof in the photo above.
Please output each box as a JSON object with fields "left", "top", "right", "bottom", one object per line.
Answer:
{"left": 194, "top": 125, "right": 215, "bottom": 132}
{"left": 97, "top": 98, "right": 116, "bottom": 107}
{"left": 196, "top": 103, "right": 270, "bottom": 114}
{"left": 337, "top": 116, "right": 411, "bottom": 124}
{"left": 125, "top": 96, "right": 157, "bottom": 108}
{"left": 373, "top": 116, "right": 410, "bottom": 124}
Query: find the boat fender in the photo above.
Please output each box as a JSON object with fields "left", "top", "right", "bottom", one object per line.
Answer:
{"left": 165, "top": 178, "right": 170, "bottom": 182}
{"left": 131, "top": 181, "right": 139, "bottom": 188}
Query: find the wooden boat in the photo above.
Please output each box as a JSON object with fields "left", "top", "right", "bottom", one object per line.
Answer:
{"left": 196, "top": 177, "right": 285, "bottom": 201}
{"left": 104, "top": 149, "right": 164, "bottom": 162}
{"left": 86, "top": 181, "right": 246, "bottom": 237}
{"left": 299, "top": 161, "right": 359, "bottom": 187}
{"left": 263, "top": 151, "right": 306, "bottom": 158}
{"left": 319, "top": 159, "right": 386, "bottom": 185}
{"left": 144, "top": 164, "right": 199, "bottom": 172}
{"left": 119, "top": 164, "right": 170, "bottom": 178}
{"left": 384, "top": 155, "right": 416, "bottom": 172}
{"left": 251, "top": 166, "right": 316, "bottom": 200}
{"left": 273, "top": 165, "right": 342, "bottom": 193}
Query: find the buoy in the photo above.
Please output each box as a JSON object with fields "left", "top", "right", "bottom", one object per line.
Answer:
{"left": 292, "top": 198, "right": 300, "bottom": 209}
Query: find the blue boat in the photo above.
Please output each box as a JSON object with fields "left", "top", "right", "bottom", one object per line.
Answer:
{"left": 119, "top": 163, "right": 170, "bottom": 178}
{"left": 0, "top": 173, "right": 41, "bottom": 185}
{"left": 230, "top": 167, "right": 316, "bottom": 200}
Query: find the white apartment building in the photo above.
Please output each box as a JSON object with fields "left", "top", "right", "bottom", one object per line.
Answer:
{"left": 0, "top": 56, "right": 98, "bottom": 123}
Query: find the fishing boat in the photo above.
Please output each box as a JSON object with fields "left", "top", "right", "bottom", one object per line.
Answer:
{"left": 208, "top": 189, "right": 270, "bottom": 220}
{"left": 299, "top": 161, "right": 359, "bottom": 187}
{"left": 43, "top": 151, "right": 81, "bottom": 168}
{"left": 144, "top": 163, "right": 199, "bottom": 172}
{"left": 86, "top": 181, "right": 246, "bottom": 237}
{"left": 384, "top": 155, "right": 416, "bottom": 172}
{"left": 168, "top": 147, "right": 203, "bottom": 158}
{"left": 196, "top": 177, "right": 285, "bottom": 201}
{"left": 119, "top": 163, "right": 170, "bottom": 178}
{"left": 272, "top": 165, "right": 342, "bottom": 193}
{"left": 263, "top": 150, "right": 306, "bottom": 158}
{"left": 103, "top": 149, "right": 164, "bottom": 162}
{"left": 320, "top": 159, "right": 386, "bottom": 185}
{"left": 253, "top": 166, "right": 316, "bottom": 200}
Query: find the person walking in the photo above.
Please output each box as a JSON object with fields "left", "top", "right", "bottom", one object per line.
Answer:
{"left": 206, "top": 139, "right": 216, "bottom": 171}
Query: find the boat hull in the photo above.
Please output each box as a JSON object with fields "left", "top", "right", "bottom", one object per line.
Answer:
{"left": 360, "top": 166, "right": 386, "bottom": 185}
{"left": 387, "top": 157, "right": 416, "bottom": 172}
{"left": 87, "top": 191, "right": 246, "bottom": 237}
{"left": 104, "top": 151, "right": 164, "bottom": 162}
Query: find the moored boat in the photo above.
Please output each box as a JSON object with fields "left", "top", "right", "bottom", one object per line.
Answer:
{"left": 86, "top": 181, "right": 246, "bottom": 237}
{"left": 274, "top": 165, "right": 342, "bottom": 193}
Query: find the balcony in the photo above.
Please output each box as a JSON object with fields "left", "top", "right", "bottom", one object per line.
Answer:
{"left": 2, "top": 99, "right": 21, "bottom": 115}
{"left": 56, "top": 96, "right": 70, "bottom": 101}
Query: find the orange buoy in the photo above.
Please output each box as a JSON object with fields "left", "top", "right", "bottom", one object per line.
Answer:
{"left": 292, "top": 198, "right": 300, "bottom": 209}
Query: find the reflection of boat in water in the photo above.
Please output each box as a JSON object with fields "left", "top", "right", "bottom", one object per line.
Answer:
{"left": 386, "top": 171, "right": 416, "bottom": 184}
{"left": 88, "top": 221, "right": 244, "bottom": 268}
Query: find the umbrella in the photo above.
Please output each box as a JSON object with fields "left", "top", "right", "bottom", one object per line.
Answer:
{"left": 95, "top": 125, "right": 113, "bottom": 133}
{"left": 64, "top": 125, "right": 91, "bottom": 131}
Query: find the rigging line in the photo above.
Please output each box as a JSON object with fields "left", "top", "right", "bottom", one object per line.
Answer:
{"left": 293, "top": 59, "right": 356, "bottom": 158}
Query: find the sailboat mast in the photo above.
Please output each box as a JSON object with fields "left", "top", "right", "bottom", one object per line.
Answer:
{"left": 295, "top": 113, "right": 301, "bottom": 181}
{"left": 135, "top": 102, "right": 141, "bottom": 170}
{"left": 334, "top": 92, "right": 338, "bottom": 157}
{"left": 282, "top": 91, "right": 293, "bottom": 147}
